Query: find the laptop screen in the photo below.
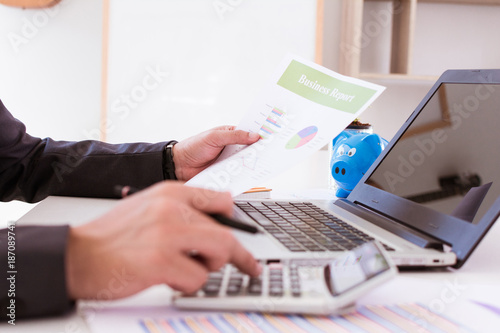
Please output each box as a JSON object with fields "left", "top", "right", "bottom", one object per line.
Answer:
{"left": 345, "top": 70, "right": 500, "bottom": 267}
{"left": 365, "top": 82, "right": 500, "bottom": 225}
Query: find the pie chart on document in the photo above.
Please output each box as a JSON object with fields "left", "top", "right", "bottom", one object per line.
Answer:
{"left": 285, "top": 126, "right": 318, "bottom": 149}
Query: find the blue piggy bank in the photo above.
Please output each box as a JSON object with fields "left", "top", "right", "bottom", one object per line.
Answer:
{"left": 330, "top": 131, "right": 387, "bottom": 198}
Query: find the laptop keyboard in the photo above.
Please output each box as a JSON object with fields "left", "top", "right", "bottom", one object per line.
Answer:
{"left": 236, "top": 201, "right": 394, "bottom": 252}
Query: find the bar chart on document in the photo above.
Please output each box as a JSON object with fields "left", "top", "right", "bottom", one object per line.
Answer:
{"left": 258, "top": 106, "right": 286, "bottom": 139}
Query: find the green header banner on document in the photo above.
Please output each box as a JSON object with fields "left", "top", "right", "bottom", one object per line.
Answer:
{"left": 277, "top": 60, "right": 377, "bottom": 114}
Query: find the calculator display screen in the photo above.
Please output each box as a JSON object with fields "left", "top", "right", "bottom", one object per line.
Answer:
{"left": 325, "top": 242, "right": 390, "bottom": 296}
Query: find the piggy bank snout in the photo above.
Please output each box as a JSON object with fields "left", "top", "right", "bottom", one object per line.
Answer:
{"left": 331, "top": 160, "right": 350, "bottom": 178}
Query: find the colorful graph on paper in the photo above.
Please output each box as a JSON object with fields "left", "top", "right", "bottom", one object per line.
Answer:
{"left": 138, "top": 303, "right": 475, "bottom": 333}
{"left": 285, "top": 126, "right": 318, "bottom": 149}
{"left": 258, "top": 107, "right": 286, "bottom": 139}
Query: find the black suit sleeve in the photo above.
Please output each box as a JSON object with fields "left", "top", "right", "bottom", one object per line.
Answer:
{"left": 1, "top": 226, "right": 71, "bottom": 320}
{"left": 0, "top": 100, "right": 169, "bottom": 203}
{"left": 0, "top": 100, "right": 173, "bottom": 319}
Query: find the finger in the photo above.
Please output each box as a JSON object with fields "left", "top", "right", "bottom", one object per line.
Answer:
{"left": 208, "top": 128, "right": 260, "bottom": 148}
{"left": 162, "top": 254, "right": 209, "bottom": 293}
{"left": 176, "top": 226, "right": 261, "bottom": 277}
{"left": 187, "top": 187, "right": 234, "bottom": 216}
{"left": 138, "top": 181, "right": 234, "bottom": 216}
{"left": 228, "top": 239, "right": 262, "bottom": 277}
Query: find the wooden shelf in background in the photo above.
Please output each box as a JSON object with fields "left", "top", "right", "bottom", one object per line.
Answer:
{"left": 390, "top": 0, "right": 416, "bottom": 74}
{"left": 339, "top": 0, "right": 364, "bottom": 77}
{"left": 339, "top": 0, "right": 500, "bottom": 81}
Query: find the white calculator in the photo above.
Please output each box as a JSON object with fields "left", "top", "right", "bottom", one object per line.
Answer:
{"left": 173, "top": 241, "right": 397, "bottom": 315}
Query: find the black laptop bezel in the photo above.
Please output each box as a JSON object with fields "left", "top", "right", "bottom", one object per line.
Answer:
{"left": 345, "top": 69, "right": 500, "bottom": 268}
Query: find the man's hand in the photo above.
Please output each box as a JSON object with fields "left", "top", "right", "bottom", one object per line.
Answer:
{"left": 173, "top": 126, "right": 260, "bottom": 181}
{"left": 65, "top": 181, "right": 261, "bottom": 300}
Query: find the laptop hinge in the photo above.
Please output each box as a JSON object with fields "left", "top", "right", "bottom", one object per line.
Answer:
{"left": 335, "top": 199, "right": 444, "bottom": 250}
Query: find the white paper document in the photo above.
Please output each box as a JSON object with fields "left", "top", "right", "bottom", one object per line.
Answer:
{"left": 186, "top": 55, "right": 385, "bottom": 196}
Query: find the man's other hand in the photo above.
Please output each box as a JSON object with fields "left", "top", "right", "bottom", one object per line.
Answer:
{"left": 173, "top": 126, "right": 260, "bottom": 181}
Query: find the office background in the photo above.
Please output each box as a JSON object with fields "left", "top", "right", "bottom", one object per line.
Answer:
{"left": 1, "top": 0, "right": 500, "bottom": 224}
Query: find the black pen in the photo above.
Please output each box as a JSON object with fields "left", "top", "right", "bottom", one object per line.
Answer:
{"left": 113, "top": 185, "right": 259, "bottom": 234}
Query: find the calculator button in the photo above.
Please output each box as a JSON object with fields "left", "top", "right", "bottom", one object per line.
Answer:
{"left": 228, "top": 278, "right": 243, "bottom": 287}
{"left": 229, "top": 272, "right": 244, "bottom": 280}
{"left": 269, "top": 280, "right": 282, "bottom": 287}
{"left": 228, "top": 280, "right": 243, "bottom": 288}
{"left": 209, "top": 271, "right": 224, "bottom": 278}
{"left": 269, "top": 286, "right": 284, "bottom": 297}
{"left": 202, "top": 283, "right": 220, "bottom": 296}
{"left": 269, "top": 274, "right": 282, "bottom": 282}
{"left": 206, "top": 276, "right": 223, "bottom": 283}
{"left": 248, "top": 283, "right": 263, "bottom": 295}
{"left": 289, "top": 266, "right": 302, "bottom": 296}
{"left": 291, "top": 286, "right": 301, "bottom": 297}
{"left": 226, "top": 284, "right": 242, "bottom": 295}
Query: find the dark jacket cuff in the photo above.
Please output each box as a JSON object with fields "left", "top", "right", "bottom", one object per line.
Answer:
{"left": 0, "top": 225, "right": 73, "bottom": 320}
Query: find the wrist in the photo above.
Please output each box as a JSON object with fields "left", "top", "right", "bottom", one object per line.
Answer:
{"left": 172, "top": 143, "right": 183, "bottom": 180}
{"left": 65, "top": 226, "right": 98, "bottom": 300}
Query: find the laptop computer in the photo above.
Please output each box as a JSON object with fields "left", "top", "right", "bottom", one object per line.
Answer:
{"left": 233, "top": 69, "right": 500, "bottom": 268}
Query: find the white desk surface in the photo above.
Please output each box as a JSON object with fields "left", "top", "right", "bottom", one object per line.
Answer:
{"left": 2, "top": 192, "right": 500, "bottom": 332}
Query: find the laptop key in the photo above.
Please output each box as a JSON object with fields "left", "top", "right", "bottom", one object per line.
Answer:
{"left": 325, "top": 244, "right": 344, "bottom": 251}
{"left": 288, "top": 246, "right": 306, "bottom": 251}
